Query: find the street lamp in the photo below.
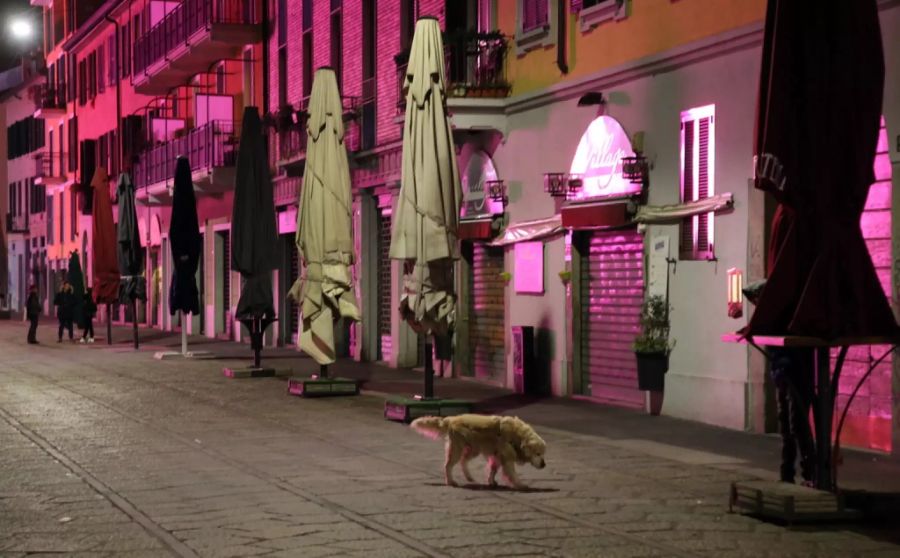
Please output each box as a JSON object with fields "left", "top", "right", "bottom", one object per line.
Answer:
{"left": 9, "top": 18, "right": 33, "bottom": 41}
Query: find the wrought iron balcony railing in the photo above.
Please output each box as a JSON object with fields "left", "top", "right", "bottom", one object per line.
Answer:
{"left": 33, "top": 84, "right": 65, "bottom": 112}
{"left": 133, "top": 0, "right": 260, "bottom": 76}
{"left": 133, "top": 120, "right": 239, "bottom": 190}
{"left": 34, "top": 151, "right": 67, "bottom": 182}
{"left": 395, "top": 30, "right": 510, "bottom": 114}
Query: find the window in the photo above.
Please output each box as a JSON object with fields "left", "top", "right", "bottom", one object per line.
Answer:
{"left": 400, "top": 0, "right": 415, "bottom": 50}
{"left": 242, "top": 48, "right": 255, "bottom": 108}
{"left": 58, "top": 193, "right": 64, "bottom": 244}
{"left": 88, "top": 52, "right": 97, "bottom": 100}
{"left": 521, "top": 0, "right": 549, "bottom": 33}
{"left": 98, "top": 45, "right": 106, "bottom": 94}
{"left": 576, "top": 0, "right": 627, "bottom": 31}
{"left": 108, "top": 35, "right": 117, "bottom": 86}
{"left": 68, "top": 118, "right": 78, "bottom": 172}
{"left": 302, "top": 0, "right": 314, "bottom": 99}
{"left": 278, "top": 48, "right": 288, "bottom": 108}
{"left": 47, "top": 195, "right": 54, "bottom": 244}
{"left": 517, "top": 0, "right": 555, "bottom": 54}
{"left": 215, "top": 63, "right": 225, "bottom": 95}
{"left": 330, "top": 0, "right": 343, "bottom": 91}
{"left": 679, "top": 105, "right": 716, "bottom": 260}
{"left": 361, "top": 0, "right": 377, "bottom": 150}
{"left": 78, "top": 59, "right": 87, "bottom": 105}
{"left": 121, "top": 21, "right": 132, "bottom": 78}
{"left": 70, "top": 190, "right": 77, "bottom": 240}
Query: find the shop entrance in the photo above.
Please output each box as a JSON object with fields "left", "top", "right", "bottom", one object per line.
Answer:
{"left": 462, "top": 241, "right": 505, "bottom": 382}
{"left": 575, "top": 228, "right": 645, "bottom": 408}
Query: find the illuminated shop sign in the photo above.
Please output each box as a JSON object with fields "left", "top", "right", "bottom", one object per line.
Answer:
{"left": 461, "top": 150, "right": 503, "bottom": 218}
{"left": 568, "top": 115, "right": 641, "bottom": 200}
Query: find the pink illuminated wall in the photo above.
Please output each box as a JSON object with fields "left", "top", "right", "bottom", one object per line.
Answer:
{"left": 836, "top": 117, "right": 893, "bottom": 452}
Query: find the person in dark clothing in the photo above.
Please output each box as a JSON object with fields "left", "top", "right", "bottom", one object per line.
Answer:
{"left": 81, "top": 287, "right": 97, "bottom": 343}
{"left": 750, "top": 204, "right": 817, "bottom": 484}
{"left": 53, "top": 281, "right": 75, "bottom": 342}
{"left": 26, "top": 285, "right": 41, "bottom": 344}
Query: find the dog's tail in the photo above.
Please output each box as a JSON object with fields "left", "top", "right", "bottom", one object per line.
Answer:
{"left": 410, "top": 416, "right": 448, "bottom": 441}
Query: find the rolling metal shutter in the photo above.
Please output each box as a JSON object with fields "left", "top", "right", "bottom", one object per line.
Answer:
{"left": 289, "top": 237, "right": 299, "bottom": 338}
{"left": 581, "top": 229, "right": 644, "bottom": 407}
{"left": 378, "top": 211, "right": 392, "bottom": 360}
{"left": 469, "top": 244, "right": 505, "bottom": 381}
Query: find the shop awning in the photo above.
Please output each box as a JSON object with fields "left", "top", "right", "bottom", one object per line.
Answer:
{"left": 633, "top": 192, "right": 734, "bottom": 224}
{"left": 490, "top": 214, "right": 563, "bottom": 247}
{"left": 458, "top": 216, "right": 499, "bottom": 240}
{"left": 561, "top": 198, "right": 632, "bottom": 229}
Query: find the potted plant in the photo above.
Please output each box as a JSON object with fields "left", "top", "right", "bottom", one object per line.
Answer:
{"left": 633, "top": 294, "right": 673, "bottom": 414}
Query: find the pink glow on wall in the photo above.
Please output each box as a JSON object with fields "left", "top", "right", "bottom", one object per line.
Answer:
{"left": 150, "top": 118, "right": 185, "bottom": 143}
{"left": 195, "top": 95, "right": 234, "bottom": 127}
{"left": 568, "top": 116, "right": 640, "bottom": 200}
{"left": 514, "top": 242, "right": 544, "bottom": 294}
{"left": 150, "top": 1, "right": 180, "bottom": 26}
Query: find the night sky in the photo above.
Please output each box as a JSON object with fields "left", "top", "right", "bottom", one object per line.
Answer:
{"left": 0, "top": 0, "right": 41, "bottom": 72}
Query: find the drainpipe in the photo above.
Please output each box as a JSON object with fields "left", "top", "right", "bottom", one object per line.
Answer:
{"left": 556, "top": 0, "right": 568, "bottom": 74}
{"left": 261, "top": 0, "right": 269, "bottom": 116}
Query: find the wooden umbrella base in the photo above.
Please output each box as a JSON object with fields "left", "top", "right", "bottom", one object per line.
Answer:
{"left": 383, "top": 396, "right": 473, "bottom": 424}
{"left": 288, "top": 376, "right": 359, "bottom": 397}
{"left": 223, "top": 366, "right": 290, "bottom": 379}
{"left": 729, "top": 480, "right": 861, "bottom": 524}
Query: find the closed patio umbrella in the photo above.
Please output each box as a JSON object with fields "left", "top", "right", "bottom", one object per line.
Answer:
{"left": 117, "top": 171, "right": 146, "bottom": 349}
{"left": 168, "top": 156, "right": 202, "bottom": 356}
{"left": 67, "top": 250, "right": 85, "bottom": 331}
{"left": 288, "top": 67, "right": 361, "bottom": 372}
{"left": 390, "top": 17, "right": 463, "bottom": 400}
{"left": 231, "top": 106, "right": 279, "bottom": 370}
{"left": 91, "top": 167, "right": 120, "bottom": 344}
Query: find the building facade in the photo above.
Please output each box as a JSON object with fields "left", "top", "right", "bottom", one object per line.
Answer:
{"left": 5, "top": 0, "right": 900, "bottom": 454}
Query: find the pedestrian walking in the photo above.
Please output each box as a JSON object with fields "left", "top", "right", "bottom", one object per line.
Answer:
{"left": 54, "top": 281, "right": 75, "bottom": 342}
{"left": 26, "top": 285, "right": 41, "bottom": 344}
{"left": 81, "top": 287, "right": 97, "bottom": 343}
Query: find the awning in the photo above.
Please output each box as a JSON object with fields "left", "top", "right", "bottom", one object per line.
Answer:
{"left": 458, "top": 216, "right": 500, "bottom": 240}
{"left": 490, "top": 214, "right": 563, "bottom": 247}
{"left": 561, "top": 198, "right": 632, "bottom": 229}
{"left": 634, "top": 192, "right": 734, "bottom": 224}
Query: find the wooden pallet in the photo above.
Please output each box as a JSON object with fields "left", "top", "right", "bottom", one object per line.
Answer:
{"left": 729, "top": 480, "right": 861, "bottom": 524}
{"left": 287, "top": 376, "right": 359, "bottom": 397}
{"left": 384, "top": 397, "right": 473, "bottom": 423}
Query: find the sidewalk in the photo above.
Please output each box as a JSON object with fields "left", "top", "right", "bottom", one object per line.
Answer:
{"left": 18, "top": 316, "right": 900, "bottom": 496}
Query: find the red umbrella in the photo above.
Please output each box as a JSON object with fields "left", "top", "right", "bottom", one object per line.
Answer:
{"left": 91, "top": 167, "right": 120, "bottom": 344}
{"left": 746, "top": 0, "right": 896, "bottom": 339}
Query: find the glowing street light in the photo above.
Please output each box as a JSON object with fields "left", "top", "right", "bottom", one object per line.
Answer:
{"left": 9, "top": 18, "right": 33, "bottom": 41}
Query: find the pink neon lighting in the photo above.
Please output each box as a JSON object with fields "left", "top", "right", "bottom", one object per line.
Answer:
{"left": 568, "top": 116, "right": 639, "bottom": 200}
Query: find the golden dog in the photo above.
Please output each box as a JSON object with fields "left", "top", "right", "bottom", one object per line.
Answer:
{"left": 410, "top": 414, "right": 547, "bottom": 488}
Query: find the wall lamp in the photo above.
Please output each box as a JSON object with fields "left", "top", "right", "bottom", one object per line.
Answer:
{"left": 543, "top": 173, "right": 583, "bottom": 198}
{"left": 486, "top": 179, "right": 508, "bottom": 208}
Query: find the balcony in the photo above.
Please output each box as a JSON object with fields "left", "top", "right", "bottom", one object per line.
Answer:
{"left": 133, "top": 0, "right": 262, "bottom": 96}
{"left": 395, "top": 31, "right": 510, "bottom": 133}
{"left": 6, "top": 213, "right": 28, "bottom": 234}
{"left": 34, "top": 151, "right": 67, "bottom": 186}
{"left": 32, "top": 85, "right": 66, "bottom": 119}
{"left": 271, "top": 96, "right": 361, "bottom": 171}
{"left": 133, "top": 120, "right": 239, "bottom": 204}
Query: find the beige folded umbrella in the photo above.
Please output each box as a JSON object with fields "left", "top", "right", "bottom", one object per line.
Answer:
{"left": 288, "top": 67, "right": 360, "bottom": 366}
{"left": 390, "top": 17, "right": 462, "bottom": 338}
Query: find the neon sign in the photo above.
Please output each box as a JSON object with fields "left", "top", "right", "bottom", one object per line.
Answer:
{"left": 461, "top": 150, "right": 503, "bottom": 218}
{"left": 569, "top": 116, "right": 640, "bottom": 200}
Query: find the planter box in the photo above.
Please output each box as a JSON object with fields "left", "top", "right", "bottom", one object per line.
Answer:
{"left": 635, "top": 352, "right": 668, "bottom": 391}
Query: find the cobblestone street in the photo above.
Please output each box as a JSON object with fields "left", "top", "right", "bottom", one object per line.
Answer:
{"left": 1, "top": 322, "right": 899, "bottom": 557}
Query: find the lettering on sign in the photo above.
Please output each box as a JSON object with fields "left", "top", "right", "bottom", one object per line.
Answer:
{"left": 461, "top": 150, "right": 502, "bottom": 218}
{"left": 569, "top": 116, "right": 641, "bottom": 200}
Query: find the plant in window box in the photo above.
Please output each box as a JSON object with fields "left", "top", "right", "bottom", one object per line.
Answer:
{"left": 558, "top": 270, "right": 571, "bottom": 284}
{"left": 499, "top": 271, "right": 511, "bottom": 284}
{"left": 632, "top": 294, "right": 674, "bottom": 415}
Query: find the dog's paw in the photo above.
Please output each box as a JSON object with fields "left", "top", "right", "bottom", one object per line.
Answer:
{"left": 445, "top": 479, "right": 458, "bottom": 487}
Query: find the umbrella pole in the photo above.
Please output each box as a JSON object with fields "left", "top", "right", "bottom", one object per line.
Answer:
{"left": 253, "top": 318, "right": 261, "bottom": 369}
{"left": 132, "top": 300, "right": 139, "bottom": 350}
{"left": 424, "top": 336, "right": 434, "bottom": 400}
{"left": 181, "top": 310, "right": 188, "bottom": 356}
{"left": 106, "top": 303, "right": 112, "bottom": 345}
{"left": 320, "top": 364, "right": 328, "bottom": 379}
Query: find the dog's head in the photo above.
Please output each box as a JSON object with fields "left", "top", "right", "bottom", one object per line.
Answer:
{"left": 502, "top": 417, "right": 547, "bottom": 469}
{"left": 522, "top": 436, "right": 547, "bottom": 469}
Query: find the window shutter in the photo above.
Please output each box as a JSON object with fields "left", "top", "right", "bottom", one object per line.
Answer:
{"left": 68, "top": 117, "right": 79, "bottom": 172}
{"left": 680, "top": 119, "right": 695, "bottom": 255}
{"left": 570, "top": 0, "right": 583, "bottom": 13}
{"left": 696, "top": 116, "right": 711, "bottom": 253}
{"left": 98, "top": 45, "right": 105, "bottom": 93}
{"left": 108, "top": 35, "right": 117, "bottom": 85}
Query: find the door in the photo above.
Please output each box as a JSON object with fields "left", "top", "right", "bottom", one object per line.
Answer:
{"left": 579, "top": 229, "right": 644, "bottom": 408}
{"left": 466, "top": 242, "right": 505, "bottom": 382}
{"left": 214, "top": 230, "right": 231, "bottom": 337}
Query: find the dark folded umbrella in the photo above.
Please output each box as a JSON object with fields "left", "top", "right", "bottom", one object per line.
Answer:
{"left": 117, "top": 172, "right": 147, "bottom": 303}
{"left": 232, "top": 107, "right": 278, "bottom": 320}
{"left": 67, "top": 251, "right": 85, "bottom": 328}
{"left": 231, "top": 107, "right": 279, "bottom": 368}
{"left": 168, "top": 157, "right": 202, "bottom": 316}
{"left": 745, "top": 0, "right": 897, "bottom": 339}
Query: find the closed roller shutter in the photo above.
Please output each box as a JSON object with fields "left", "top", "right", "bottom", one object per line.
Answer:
{"left": 289, "top": 238, "right": 299, "bottom": 339}
{"left": 581, "top": 229, "right": 644, "bottom": 408}
{"left": 469, "top": 244, "right": 505, "bottom": 381}
{"left": 378, "top": 211, "right": 392, "bottom": 360}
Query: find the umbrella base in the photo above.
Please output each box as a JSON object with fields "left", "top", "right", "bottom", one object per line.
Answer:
{"left": 154, "top": 350, "right": 215, "bottom": 360}
{"left": 383, "top": 396, "right": 473, "bottom": 423}
{"left": 223, "top": 366, "right": 290, "bottom": 379}
{"left": 288, "top": 376, "right": 359, "bottom": 397}
{"left": 729, "top": 480, "right": 861, "bottom": 524}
